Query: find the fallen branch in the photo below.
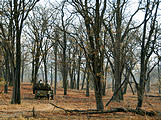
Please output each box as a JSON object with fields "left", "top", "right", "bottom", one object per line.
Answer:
{"left": 49, "top": 103, "right": 156, "bottom": 116}
{"left": 145, "top": 95, "right": 161, "bottom": 98}
{"left": 49, "top": 103, "right": 72, "bottom": 113}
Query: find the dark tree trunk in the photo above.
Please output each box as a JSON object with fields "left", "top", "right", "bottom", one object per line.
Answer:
{"left": 61, "top": 3, "right": 67, "bottom": 95}
{"left": 11, "top": 31, "right": 21, "bottom": 104}
{"left": 69, "top": 51, "right": 76, "bottom": 89}
{"left": 112, "top": 76, "right": 115, "bottom": 92}
{"left": 54, "top": 37, "right": 58, "bottom": 95}
{"left": 73, "top": 72, "right": 76, "bottom": 89}
{"left": 81, "top": 64, "right": 87, "bottom": 90}
{"left": 44, "top": 55, "right": 48, "bottom": 84}
{"left": 31, "top": 57, "right": 35, "bottom": 83}
{"left": 137, "top": 74, "right": 146, "bottom": 108}
{"left": 62, "top": 41, "right": 67, "bottom": 95}
{"left": 137, "top": 24, "right": 147, "bottom": 108}
{"left": 9, "top": 60, "right": 14, "bottom": 86}
{"left": 76, "top": 53, "right": 81, "bottom": 90}
{"left": 112, "top": 0, "right": 124, "bottom": 101}
{"left": 123, "top": 69, "right": 130, "bottom": 94}
{"left": 113, "top": 54, "right": 123, "bottom": 101}
{"left": 69, "top": 70, "right": 74, "bottom": 89}
{"left": 102, "top": 80, "right": 106, "bottom": 96}
{"left": 11, "top": 0, "right": 22, "bottom": 103}
{"left": 51, "top": 66, "right": 53, "bottom": 85}
{"left": 86, "top": 71, "right": 90, "bottom": 97}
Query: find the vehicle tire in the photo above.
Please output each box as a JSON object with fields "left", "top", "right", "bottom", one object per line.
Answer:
{"left": 51, "top": 95, "right": 54, "bottom": 100}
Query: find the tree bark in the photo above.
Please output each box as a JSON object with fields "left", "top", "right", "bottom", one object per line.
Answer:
{"left": 86, "top": 71, "right": 90, "bottom": 97}
{"left": 43, "top": 54, "right": 48, "bottom": 84}
{"left": 54, "top": 35, "right": 58, "bottom": 95}
{"left": 77, "top": 52, "right": 81, "bottom": 90}
{"left": 81, "top": 63, "right": 87, "bottom": 90}
{"left": 50, "top": 66, "right": 53, "bottom": 86}
{"left": 11, "top": 31, "right": 21, "bottom": 104}
{"left": 112, "top": 0, "right": 124, "bottom": 101}
{"left": 61, "top": 2, "right": 68, "bottom": 95}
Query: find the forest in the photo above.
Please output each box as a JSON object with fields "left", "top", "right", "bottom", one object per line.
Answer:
{"left": 0, "top": 0, "right": 161, "bottom": 119}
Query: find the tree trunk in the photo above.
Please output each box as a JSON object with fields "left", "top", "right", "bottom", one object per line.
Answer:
{"left": 92, "top": 53, "right": 104, "bottom": 110}
{"left": 113, "top": 51, "right": 123, "bottom": 101}
{"left": 69, "top": 50, "right": 76, "bottom": 89}
{"left": 81, "top": 64, "right": 87, "bottom": 90}
{"left": 137, "top": 53, "right": 146, "bottom": 108}
{"left": 112, "top": 0, "right": 124, "bottom": 101}
{"left": 11, "top": 31, "right": 21, "bottom": 104}
{"left": 9, "top": 60, "right": 14, "bottom": 86}
{"left": 44, "top": 55, "right": 48, "bottom": 84}
{"left": 69, "top": 70, "right": 74, "bottom": 89}
{"left": 86, "top": 71, "right": 90, "bottom": 97}
{"left": 102, "top": 80, "right": 106, "bottom": 96}
{"left": 62, "top": 45, "right": 67, "bottom": 95}
{"left": 31, "top": 57, "right": 35, "bottom": 83}
{"left": 123, "top": 69, "right": 130, "bottom": 94}
{"left": 145, "top": 77, "right": 150, "bottom": 93}
{"left": 54, "top": 38, "right": 58, "bottom": 95}
{"left": 61, "top": 3, "right": 67, "bottom": 95}
{"left": 51, "top": 66, "right": 53, "bottom": 85}
{"left": 73, "top": 72, "right": 76, "bottom": 89}
{"left": 77, "top": 54, "right": 81, "bottom": 90}
{"left": 93, "top": 75, "right": 104, "bottom": 111}
{"left": 112, "top": 76, "right": 115, "bottom": 92}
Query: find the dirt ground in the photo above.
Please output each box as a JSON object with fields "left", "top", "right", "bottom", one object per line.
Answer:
{"left": 0, "top": 83, "right": 161, "bottom": 120}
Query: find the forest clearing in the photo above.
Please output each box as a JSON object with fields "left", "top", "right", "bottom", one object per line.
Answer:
{"left": 0, "top": 83, "right": 161, "bottom": 120}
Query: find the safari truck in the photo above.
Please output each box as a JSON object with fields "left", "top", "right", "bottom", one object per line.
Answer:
{"left": 33, "top": 82, "right": 53, "bottom": 100}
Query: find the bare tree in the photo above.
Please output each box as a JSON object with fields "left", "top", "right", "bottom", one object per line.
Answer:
{"left": 11, "top": 0, "right": 39, "bottom": 104}
{"left": 103, "top": 0, "right": 144, "bottom": 101}
{"left": 0, "top": 0, "right": 39, "bottom": 104}
{"left": 68, "top": 0, "right": 107, "bottom": 110}
{"left": 136, "top": 0, "right": 160, "bottom": 109}
{"left": 25, "top": 4, "right": 54, "bottom": 93}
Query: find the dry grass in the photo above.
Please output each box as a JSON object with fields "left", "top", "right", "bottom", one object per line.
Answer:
{"left": 0, "top": 83, "right": 161, "bottom": 120}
